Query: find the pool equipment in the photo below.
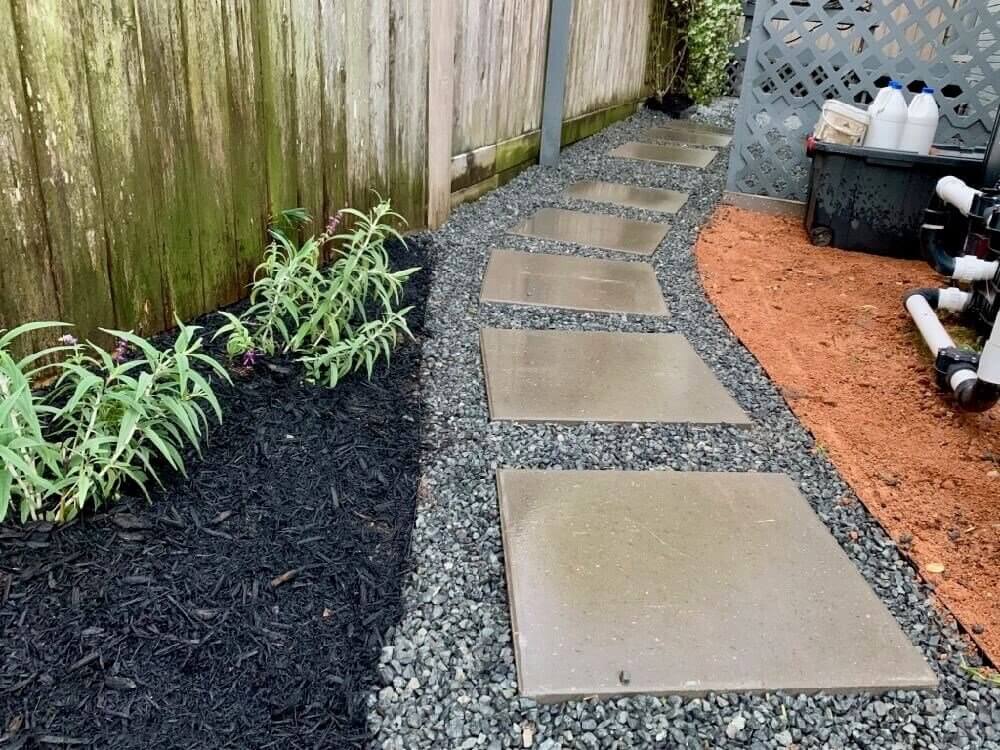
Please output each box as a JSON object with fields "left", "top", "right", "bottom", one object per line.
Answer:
{"left": 905, "top": 176, "right": 1000, "bottom": 411}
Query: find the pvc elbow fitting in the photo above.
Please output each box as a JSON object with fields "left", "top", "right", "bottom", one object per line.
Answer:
{"left": 936, "top": 176, "right": 981, "bottom": 217}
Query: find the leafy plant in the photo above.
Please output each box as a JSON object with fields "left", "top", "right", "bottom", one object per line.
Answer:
{"left": 217, "top": 198, "right": 419, "bottom": 387}
{"left": 651, "top": 0, "right": 742, "bottom": 103}
{"left": 0, "top": 322, "right": 229, "bottom": 524}
{"left": 0, "top": 322, "right": 69, "bottom": 522}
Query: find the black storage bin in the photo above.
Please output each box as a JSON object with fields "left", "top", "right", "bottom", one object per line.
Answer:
{"left": 804, "top": 141, "right": 983, "bottom": 257}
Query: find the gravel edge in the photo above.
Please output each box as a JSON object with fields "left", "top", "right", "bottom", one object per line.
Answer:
{"left": 370, "top": 100, "right": 1000, "bottom": 750}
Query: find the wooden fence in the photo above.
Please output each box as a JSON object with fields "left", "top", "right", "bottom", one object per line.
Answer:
{"left": 1, "top": 0, "right": 660, "bottom": 349}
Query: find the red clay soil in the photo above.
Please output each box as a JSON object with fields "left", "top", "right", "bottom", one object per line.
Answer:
{"left": 696, "top": 205, "right": 1000, "bottom": 663}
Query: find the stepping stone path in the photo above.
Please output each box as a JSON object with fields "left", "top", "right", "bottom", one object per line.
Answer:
{"left": 643, "top": 125, "right": 733, "bottom": 148}
{"left": 496, "top": 470, "right": 937, "bottom": 701}
{"left": 476, "top": 122, "right": 935, "bottom": 701}
{"left": 565, "top": 180, "right": 688, "bottom": 213}
{"left": 511, "top": 206, "right": 667, "bottom": 255}
{"left": 480, "top": 329, "right": 749, "bottom": 424}
{"left": 610, "top": 141, "right": 717, "bottom": 168}
{"left": 480, "top": 249, "right": 668, "bottom": 315}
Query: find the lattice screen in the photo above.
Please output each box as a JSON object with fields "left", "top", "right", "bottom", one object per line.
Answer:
{"left": 727, "top": 0, "right": 1000, "bottom": 200}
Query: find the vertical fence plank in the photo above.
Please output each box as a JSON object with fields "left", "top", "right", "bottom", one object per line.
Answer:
{"left": 344, "top": 0, "right": 373, "bottom": 212}
{"left": 80, "top": 0, "right": 166, "bottom": 334}
{"left": 427, "top": 0, "right": 455, "bottom": 227}
{"left": 389, "top": 0, "right": 429, "bottom": 227}
{"left": 368, "top": 0, "right": 391, "bottom": 201}
{"left": 452, "top": 1, "right": 503, "bottom": 154}
{"left": 134, "top": 0, "right": 204, "bottom": 321}
{"left": 319, "top": 0, "right": 349, "bottom": 223}
{"left": 259, "top": 0, "right": 299, "bottom": 218}
{"left": 222, "top": 0, "right": 267, "bottom": 288}
{"left": 291, "top": 0, "right": 324, "bottom": 229}
{"left": 12, "top": 0, "right": 117, "bottom": 341}
{"left": 497, "top": 0, "right": 550, "bottom": 141}
{"left": 0, "top": 0, "right": 59, "bottom": 352}
{"left": 180, "top": 0, "right": 238, "bottom": 307}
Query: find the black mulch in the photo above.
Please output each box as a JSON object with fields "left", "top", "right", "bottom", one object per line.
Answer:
{"left": 0, "top": 238, "right": 432, "bottom": 749}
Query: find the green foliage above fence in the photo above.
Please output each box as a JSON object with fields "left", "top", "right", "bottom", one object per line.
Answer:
{"left": 647, "top": 0, "right": 742, "bottom": 103}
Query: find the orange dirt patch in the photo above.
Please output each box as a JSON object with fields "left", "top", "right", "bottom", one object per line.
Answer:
{"left": 696, "top": 205, "right": 1000, "bottom": 663}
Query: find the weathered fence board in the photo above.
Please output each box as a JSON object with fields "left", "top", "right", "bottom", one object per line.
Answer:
{"left": 0, "top": 0, "right": 59, "bottom": 354}
{"left": 1, "top": 0, "right": 659, "bottom": 348}
{"left": 221, "top": 0, "right": 267, "bottom": 286}
{"left": 13, "top": 0, "right": 117, "bottom": 338}
{"left": 135, "top": 0, "right": 205, "bottom": 322}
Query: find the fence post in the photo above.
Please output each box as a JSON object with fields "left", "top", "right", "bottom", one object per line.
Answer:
{"left": 427, "top": 0, "right": 455, "bottom": 228}
{"left": 539, "top": 0, "right": 573, "bottom": 167}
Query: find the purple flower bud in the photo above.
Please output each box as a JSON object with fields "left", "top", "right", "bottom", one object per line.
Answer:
{"left": 242, "top": 349, "right": 258, "bottom": 367}
{"left": 325, "top": 210, "right": 345, "bottom": 236}
{"left": 111, "top": 339, "right": 129, "bottom": 364}
{"left": 58, "top": 334, "right": 78, "bottom": 346}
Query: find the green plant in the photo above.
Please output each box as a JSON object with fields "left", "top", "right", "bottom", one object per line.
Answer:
{"left": 0, "top": 322, "right": 229, "bottom": 524}
{"left": 218, "top": 198, "right": 419, "bottom": 387}
{"left": 0, "top": 322, "right": 68, "bottom": 522}
{"left": 269, "top": 207, "right": 312, "bottom": 243}
{"left": 652, "top": 0, "right": 742, "bottom": 103}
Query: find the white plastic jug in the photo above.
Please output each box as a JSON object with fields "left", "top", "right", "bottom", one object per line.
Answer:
{"left": 864, "top": 81, "right": 907, "bottom": 150}
{"left": 899, "top": 86, "right": 939, "bottom": 155}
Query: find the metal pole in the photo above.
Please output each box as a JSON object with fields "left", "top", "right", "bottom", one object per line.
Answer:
{"left": 984, "top": 112, "right": 1000, "bottom": 189}
{"left": 539, "top": 0, "right": 572, "bottom": 167}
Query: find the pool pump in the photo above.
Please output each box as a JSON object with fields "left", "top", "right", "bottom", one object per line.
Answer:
{"left": 905, "top": 176, "right": 1000, "bottom": 411}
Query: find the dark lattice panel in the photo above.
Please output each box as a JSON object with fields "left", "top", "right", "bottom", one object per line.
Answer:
{"left": 727, "top": 0, "right": 1000, "bottom": 200}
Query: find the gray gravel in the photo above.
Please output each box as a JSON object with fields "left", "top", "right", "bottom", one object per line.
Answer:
{"left": 369, "top": 100, "right": 1000, "bottom": 749}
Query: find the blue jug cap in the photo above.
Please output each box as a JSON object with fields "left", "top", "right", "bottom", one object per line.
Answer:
{"left": 889, "top": 81, "right": 903, "bottom": 89}
{"left": 922, "top": 86, "right": 935, "bottom": 94}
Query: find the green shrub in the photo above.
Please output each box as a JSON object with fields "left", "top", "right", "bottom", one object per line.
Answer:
{"left": 0, "top": 322, "right": 229, "bottom": 524}
{"left": 0, "top": 322, "right": 67, "bottom": 522}
{"left": 653, "top": 0, "right": 742, "bottom": 104}
{"left": 218, "top": 198, "right": 419, "bottom": 387}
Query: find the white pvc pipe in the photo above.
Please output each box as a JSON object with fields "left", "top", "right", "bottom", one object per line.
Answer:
{"left": 905, "top": 293, "right": 954, "bottom": 356}
{"left": 937, "top": 176, "right": 981, "bottom": 216}
{"left": 938, "top": 287, "right": 973, "bottom": 312}
{"left": 952, "top": 255, "right": 999, "bottom": 282}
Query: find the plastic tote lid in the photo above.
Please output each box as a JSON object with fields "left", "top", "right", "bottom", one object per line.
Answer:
{"left": 821, "top": 99, "right": 870, "bottom": 123}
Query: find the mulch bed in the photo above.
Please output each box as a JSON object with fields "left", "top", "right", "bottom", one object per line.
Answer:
{"left": 0, "top": 238, "right": 431, "bottom": 749}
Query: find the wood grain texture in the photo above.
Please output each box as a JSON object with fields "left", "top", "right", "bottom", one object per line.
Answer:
{"left": 221, "top": 0, "right": 267, "bottom": 287}
{"left": 12, "top": 0, "right": 117, "bottom": 341}
{"left": 564, "top": 0, "right": 653, "bottom": 118}
{"left": 389, "top": 0, "right": 429, "bottom": 228}
{"left": 0, "top": 0, "right": 59, "bottom": 353}
{"left": 181, "top": 0, "right": 239, "bottom": 308}
{"left": 135, "top": 0, "right": 205, "bottom": 321}
{"left": 427, "top": 0, "right": 455, "bottom": 228}
{"left": 79, "top": 0, "right": 165, "bottom": 334}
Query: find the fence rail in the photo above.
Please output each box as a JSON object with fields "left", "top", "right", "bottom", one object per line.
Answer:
{"left": 1, "top": 0, "right": 658, "bottom": 349}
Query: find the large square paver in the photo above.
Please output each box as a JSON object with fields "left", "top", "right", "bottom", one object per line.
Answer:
{"left": 480, "top": 249, "right": 667, "bottom": 315}
{"left": 497, "top": 469, "right": 938, "bottom": 701}
{"left": 480, "top": 328, "right": 749, "bottom": 424}
{"left": 610, "top": 142, "right": 717, "bottom": 168}
{"left": 565, "top": 181, "right": 688, "bottom": 213}
{"left": 643, "top": 125, "right": 732, "bottom": 148}
{"left": 510, "top": 207, "right": 667, "bottom": 256}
